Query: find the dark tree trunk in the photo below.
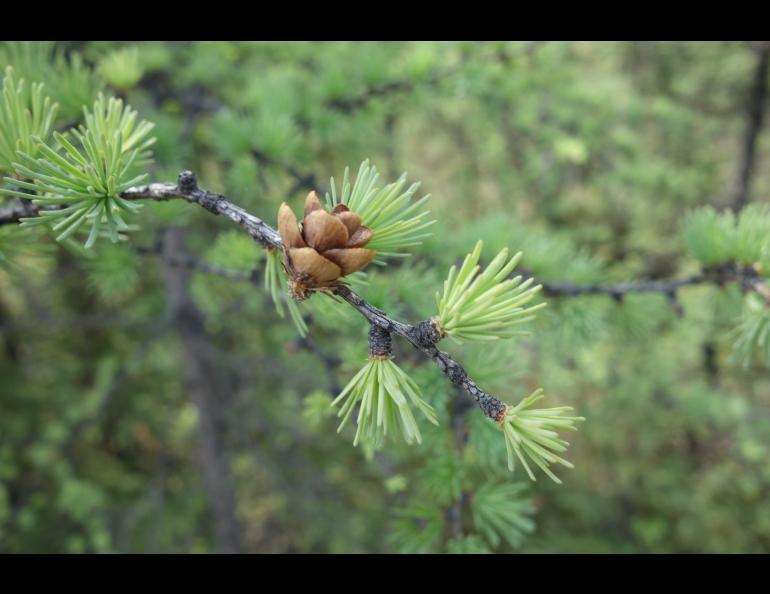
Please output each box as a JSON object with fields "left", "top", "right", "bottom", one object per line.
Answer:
{"left": 161, "top": 227, "right": 242, "bottom": 554}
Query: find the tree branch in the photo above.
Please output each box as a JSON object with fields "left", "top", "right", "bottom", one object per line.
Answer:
{"left": 0, "top": 196, "right": 53, "bottom": 224}
{"left": 531, "top": 263, "right": 770, "bottom": 308}
{"left": 5, "top": 179, "right": 770, "bottom": 315}
{"left": 5, "top": 170, "right": 770, "bottom": 419}
{"left": 122, "top": 173, "right": 282, "bottom": 250}
{"left": 728, "top": 40, "right": 770, "bottom": 212}
{"left": 537, "top": 274, "right": 705, "bottom": 299}
{"left": 122, "top": 171, "right": 509, "bottom": 420}
{"left": 533, "top": 272, "right": 705, "bottom": 317}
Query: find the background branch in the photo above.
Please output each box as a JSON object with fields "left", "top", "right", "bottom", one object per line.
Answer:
{"left": 728, "top": 40, "right": 770, "bottom": 212}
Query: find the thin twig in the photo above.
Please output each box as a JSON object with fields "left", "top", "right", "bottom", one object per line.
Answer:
{"left": 532, "top": 263, "right": 770, "bottom": 308}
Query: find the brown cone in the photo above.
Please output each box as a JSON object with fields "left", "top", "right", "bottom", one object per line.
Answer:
{"left": 346, "top": 226, "right": 373, "bottom": 248}
{"left": 334, "top": 210, "right": 362, "bottom": 236}
{"left": 323, "top": 248, "right": 377, "bottom": 275}
{"left": 303, "top": 210, "right": 349, "bottom": 252}
{"left": 278, "top": 202, "right": 306, "bottom": 249}
{"left": 304, "top": 191, "right": 323, "bottom": 217}
{"left": 288, "top": 247, "right": 342, "bottom": 283}
{"left": 277, "top": 199, "right": 376, "bottom": 291}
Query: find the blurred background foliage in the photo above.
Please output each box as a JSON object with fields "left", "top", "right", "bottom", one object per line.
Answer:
{"left": 1, "top": 40, "right": 770, "bottom": 553}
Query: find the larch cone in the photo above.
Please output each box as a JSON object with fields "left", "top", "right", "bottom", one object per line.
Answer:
{"left": 278, "top": 191, "right": 376, "bottom": 300}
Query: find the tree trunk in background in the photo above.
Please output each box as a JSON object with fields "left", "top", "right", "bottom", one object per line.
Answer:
{"left": 729, "top": 41, "right": 770, "bottom": 213}
{"left": 161, "top": 227, "right": 242, "bottom": 554}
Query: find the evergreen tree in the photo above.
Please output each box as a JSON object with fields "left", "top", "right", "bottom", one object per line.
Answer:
{"left": 1, "top": 41, "right": 769, "bottom": 553}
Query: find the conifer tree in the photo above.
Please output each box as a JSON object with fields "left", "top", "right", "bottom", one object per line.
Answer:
{"left": 2, "top": 41, "right": 770, "bottom": 553}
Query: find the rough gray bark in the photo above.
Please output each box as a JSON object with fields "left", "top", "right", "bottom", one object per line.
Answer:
{"left": 160, "top": 227, "right": 242, "bottom": 554}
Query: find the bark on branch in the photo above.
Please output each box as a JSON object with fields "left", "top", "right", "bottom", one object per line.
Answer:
{"left": 122, "top": 172, "right": 509, "bottom": 419}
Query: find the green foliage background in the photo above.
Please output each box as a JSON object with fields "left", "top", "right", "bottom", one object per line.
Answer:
{"left": 1, "top": 41, "right": 770, "bottom": 553}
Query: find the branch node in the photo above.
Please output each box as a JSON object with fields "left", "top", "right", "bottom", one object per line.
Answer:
{"left": 413, "top": 318, "right": 444, "bottom": 347}
{"left": 178, "top": 170, "right": 198, "bottom": 193}
{"left": 368, "top": 324, "right": 392, "bottom": 358}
